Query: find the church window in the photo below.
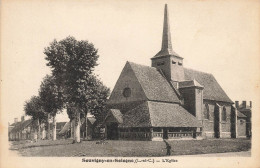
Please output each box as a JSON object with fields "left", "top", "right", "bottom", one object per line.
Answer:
{"left": 123, "top": 87, "right": 131, "bottom": 98}
{"left": 204, "top": 104, "right": 210, "bottom": 120}
{"left": 172, "top": 60, "right": 176, "bottom": 64}
{"left": 178, "top": 62, "right": 183, "bottom": 66}
{"left": 222, "top": 106, "right": 227, "bottom": 122}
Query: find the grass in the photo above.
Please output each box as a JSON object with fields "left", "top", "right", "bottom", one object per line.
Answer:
{"left": 9, "top": 138, "right": 251, "bottom": 157}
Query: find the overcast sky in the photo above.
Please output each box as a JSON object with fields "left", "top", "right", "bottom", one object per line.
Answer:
{"left": 2, "top": 0, "right": 259, "bottom": 124}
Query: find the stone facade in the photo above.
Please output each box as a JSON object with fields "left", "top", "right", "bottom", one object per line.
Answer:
{"left": 201, "top": 100, "right": 233, "bottom": 138}
{"left": 237, "top": 117, "right": 247, "bottom": 137}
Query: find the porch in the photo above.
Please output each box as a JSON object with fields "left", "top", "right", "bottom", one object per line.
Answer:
{"left": 106, "top": 127, "right": 202, "bottom": 141}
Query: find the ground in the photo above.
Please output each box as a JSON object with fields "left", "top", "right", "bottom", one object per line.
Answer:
{"left": 9, "top": 138, "right": 251, "bottom": 157}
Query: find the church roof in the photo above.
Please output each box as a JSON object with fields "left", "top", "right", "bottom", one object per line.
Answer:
{"left": 128, "top": 62, "right": 180, "bottom": 103}
{"left": 179, "top": 79, "right": 204, "bottom": 89}
{"left": 104, "top": 109, "right": 123, "bottom": 124}
{"left": 153, "top": 4, "right": 180, "bottom": 58}
{"left": 184, "top": 68, "right": 233, "bottom": 103}
{"left": 119, "top": 101, "right": 202, "bottom": 128}
{"left": 126, "top": 62, "right": 233, "bottom": 103}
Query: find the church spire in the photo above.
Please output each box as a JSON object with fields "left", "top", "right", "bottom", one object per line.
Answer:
{"left": 154, "top": 4, "right": 179, "bottom": 58}
{"left": 151, "top": 4, "right": 184, "bottom": 82}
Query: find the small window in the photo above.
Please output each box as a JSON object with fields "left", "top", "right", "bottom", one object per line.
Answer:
{"left": 178, "top": 62, "right": 183, "bottom": 66}
{"left": 157, "top": 62, "right": 165, "bottom": 66}
{"left": 172, "top": 60, "right": 176, "bottom": 64}
{"left": 222, "top": 106, "right": 227, "bottom": 122}
{"left": 204, "top": 104, "right": 210, "bottom": 120}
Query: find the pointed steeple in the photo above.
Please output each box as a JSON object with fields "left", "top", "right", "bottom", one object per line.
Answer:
{"left": 151, "top": 4, "right": 185, "bottom": 82}
{"left": 154, "top": 4, "right": 179, "bottom": 58}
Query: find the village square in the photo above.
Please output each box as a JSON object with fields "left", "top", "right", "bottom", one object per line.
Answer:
{"left": 6, "top": 3, "right": 253, "bottom": 157}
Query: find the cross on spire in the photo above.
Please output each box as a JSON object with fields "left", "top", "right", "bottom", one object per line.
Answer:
{"left": 154, "top": 4, "right": 179, "bottom": 58}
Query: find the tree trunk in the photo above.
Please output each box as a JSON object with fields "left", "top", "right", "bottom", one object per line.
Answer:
{"left": 85, "top": 112, "right": 88, "bottom": 140}
{"left": 47, "top": 113, "right": 50, "bottom": 140}
{"left": 70, "top": 120, "right": 73, "bottom": 139}
{"left": 41, "top": 123, "right": 46, "bottom": 139}
{"left": 74, "top": 112, "right": 81, "bottom": 143}
{"left": 37, "top": 118, "right": 41, "bottom": 140}
{"left": 72, "top": 119, "right": 75, "bottom": 141}
{"left": 53, "top": 114, "right": 57, "bottom": 140}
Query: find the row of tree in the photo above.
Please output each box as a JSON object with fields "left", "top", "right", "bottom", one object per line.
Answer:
{"left": 24, "top": 36, "right": 110, "bottom": 143}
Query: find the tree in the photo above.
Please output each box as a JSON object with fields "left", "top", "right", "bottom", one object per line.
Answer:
{"left": 39, "top": 74, "right": 64, "bottom": 140}
{"left": 66, "top": 75, "right": 110, "bottom": 140}
{"left": 24, "top": 96, "right": 46, "bottom": 140}
{"left": 44, "top": 36, "right": 99, "bottom": 143}
{"left": 86, "top": 75, "right": 110, "bottom": 125}
{"left": 85, "top": 75, "right": 110, "bottom": 140}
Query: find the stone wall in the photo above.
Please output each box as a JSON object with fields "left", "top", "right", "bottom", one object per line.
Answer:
{"left": 237, "top": 118, "right": 247, "bottom": 137}
{"left": 202, "top": 100, "right": 232, "bottom": 138}
{"left": 179, "top": 87, "right": 196, "bottom": 116}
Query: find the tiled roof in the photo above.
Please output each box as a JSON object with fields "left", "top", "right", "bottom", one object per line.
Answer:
{"left": 169, "top": 81, "right": 181, "bottom": 98}
{"left": 10, "top": 123, "right": 17, "bottom": 126}
{"left": 237, "top": 111, "right": 247, "bottom": 118}
{"left": 119, "top": 102, "right": 151, "bottom": 128}
{"left": 149, "top": 101, "right": 202, "bottom": 127}
{"left": 184, "top": 68, "right": 233, "bottom": 103}
{"left": 119, "top": 101, "right": 202, "bottom": 128}
{"left": 56, "top": 122, "right": 67, "bottom": 128}
{"left": 80, "top": 117, "right": 97, "bottom": 125}
{"left": 58, "top": 118, "right": 97, "bottom": 135}
{"left": 104, "top": 109, "right": 123, "bottom": 124}
{"left": 88, "top": 117, "right": 97, "bottom": 125}
{"left": 179, "top": 79, "right": 203, "bottom": 89}
{"left": 128, "top": 62, "right": 180, "bottom": 103}
{"left": 58, "top": 122, "right": 70, "bottom": 134}
{"left": 10, "top": 119, "right": 32, "bottom": 134}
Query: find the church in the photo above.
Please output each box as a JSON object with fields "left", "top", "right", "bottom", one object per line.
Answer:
{"left": 103, "top": 4, "right": 240, "bottom": 141}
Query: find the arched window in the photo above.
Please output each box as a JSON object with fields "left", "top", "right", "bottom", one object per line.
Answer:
{"left": 222, "top": 106, "right": 227, "bottom": 121}
{"left": 204, "top": 103, "right": 210, "bottom": 120}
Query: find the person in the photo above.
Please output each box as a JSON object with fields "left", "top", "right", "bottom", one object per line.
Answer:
{"left": 166, "top": 144, "right": 171, "bottom": 156}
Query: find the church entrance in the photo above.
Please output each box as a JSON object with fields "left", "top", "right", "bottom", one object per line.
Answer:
{"left": 106, "top": 123, "right": 119, "bottom": 140}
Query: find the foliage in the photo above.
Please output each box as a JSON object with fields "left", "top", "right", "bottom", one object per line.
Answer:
{"left": 39, "top": 74, "right": 64, "bottom": 116}
{"left": 44, "top": 36, "right": 99, "bottom": 115}
{"left": 86, "top": 75, "right": 110, "bottom": 123}
{"left": 66, "top": 75, "right": 110, "bottom": 122}
{"left": 44, "top": 36, "right": 111, "bottom": 124}
{"left": 24, "top": 96, "right": 46, "bottom": 122}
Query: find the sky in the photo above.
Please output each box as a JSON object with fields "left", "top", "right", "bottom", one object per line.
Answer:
{"left": 1, "top": 0, "right": 260, "bottom": 124}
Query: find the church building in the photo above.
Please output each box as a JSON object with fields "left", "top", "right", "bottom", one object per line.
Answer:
{"left": 103, "top": 4, "right": 238, "bottom": 141}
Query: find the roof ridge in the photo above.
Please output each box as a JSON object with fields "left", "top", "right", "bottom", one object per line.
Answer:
{"left": 127, "top": 62, "right": 152, "bottom": 101}
{"left": 184, "top": 67, "right": 213, "bottom": 76}
{"left": 156, "top": 71, "right": 182, "bottom": 100}
{"left": 128, "top": 61, "right": 156, "bottom": 70}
